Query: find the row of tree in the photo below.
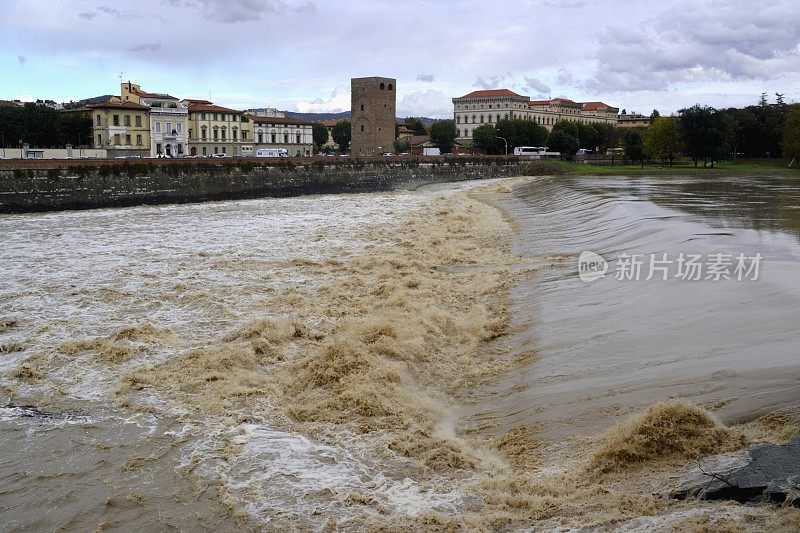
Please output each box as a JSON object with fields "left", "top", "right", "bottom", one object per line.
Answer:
{"left": 469, "top": 94, "right": 800, "bottom": 166}
{"left": 0, "top": 103, "right": 92, "bottom": 148}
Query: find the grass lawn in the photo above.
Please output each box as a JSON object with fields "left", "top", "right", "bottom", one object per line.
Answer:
{"left": 524, "top": 158, "right": 800, "bottom": 177}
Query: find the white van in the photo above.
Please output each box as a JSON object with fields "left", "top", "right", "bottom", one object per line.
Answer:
{"left": 255, "top": 148, "right": 288, "bottom": 158}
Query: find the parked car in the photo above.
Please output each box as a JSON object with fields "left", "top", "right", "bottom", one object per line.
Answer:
{"left": 211, "top": 153, "right": 227, "bottom": 158}
{"left": 383, "top": 152, "right": 395, "bottom": 156}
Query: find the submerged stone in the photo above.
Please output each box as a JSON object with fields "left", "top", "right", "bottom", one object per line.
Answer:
{"left": 672, "top": 436, "right": 800, "bottom": 507}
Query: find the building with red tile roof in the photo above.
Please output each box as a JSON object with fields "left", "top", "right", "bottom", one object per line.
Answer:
{"left": 452, "top": 88, "right": 622, "bottom": 144}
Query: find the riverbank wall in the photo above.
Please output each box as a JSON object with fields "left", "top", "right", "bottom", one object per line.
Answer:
{"left": 0, "top": 156, "right": 524, "bottom": 213}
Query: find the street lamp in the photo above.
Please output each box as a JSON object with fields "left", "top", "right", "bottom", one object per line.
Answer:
{"left": 19, "top": 139, "right": 23, "bottom": 160}
{"left": 496, "top": 136, "right": 508, "bottom": 156}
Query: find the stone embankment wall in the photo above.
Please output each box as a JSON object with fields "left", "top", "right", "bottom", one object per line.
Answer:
{"left": 0, "top": 156, "right": 524, "bottom": 213}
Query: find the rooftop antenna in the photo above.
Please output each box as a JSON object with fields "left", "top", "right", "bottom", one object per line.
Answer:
{"left": 118, "top": 71, "right": 126, "bottom": 83}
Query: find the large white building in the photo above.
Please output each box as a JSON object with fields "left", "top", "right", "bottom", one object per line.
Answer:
{"left": 121, "top": 82, "right": 189, "bottom": 157}
{"left": 249, "top": 115, "right": 314, "bottom": 157}
{"left": 452, "top": 89, "right": 619, "bottom": 143}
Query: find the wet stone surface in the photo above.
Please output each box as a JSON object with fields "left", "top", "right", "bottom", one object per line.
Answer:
{"left": 673, "top": 437, "right": 800, "bottom": 507}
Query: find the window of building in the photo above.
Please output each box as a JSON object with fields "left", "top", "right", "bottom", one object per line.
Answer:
{"left": 271, "top": 133, "right": 276, "bottom": 143}
{"left": 232, "top": 115, "right": 237, "bottom": 122}
{"left": 201, "top": 113, "right": 206, "bottom": 120}
{"left": 156, "top": 122, "right": 162, "bottom": 133}
{"left": 480, "top": 115, "right": 484, "bottom": 123}
{"left": 136, "top": 134, "right": 142, "bottom": 145}
{"left": 166, "top": 122, "right": 172, "bottom": 134}
{"left": 222, "top": 147, "right": 226, "bottom": 154}
{"left": 472, "top": 115, "right": 476, "bottom": 123}
{"left": 380, "top": 82, "right": 385, "bottom": 90}
{"left": 488, "top": 115, "right": 492, "bottom": 123}
{"left": 213, "top": 114, "right": 218, "bottom": 121}
{"left": 177, "top": 123, "right": 182, "bottom": 133}
{"left": 221, "top": 128, "right": 226, "bottom": 141}
{"left": 201, "top": 127, "right": 207, "bottom": 139}
{"left": 124, "top": 115, "right": 131, "bottom": 126}
{"left": 213, "top": 127, "right": 219, "bottom": 140}
{"left": 283, "top": 133, "right": 289, "bottom": 143}
{"left": 96, "top": 114, "right": 101, "bottom": 126}
{"left": 178, "top": 144, "right": 183, "bottom": 154}
{"left": 202, "top": 147, "right": 207, "bottom": 156}
{"left": 296, "top": 133, "right": 301, "bottom": 144}
{"left": 360, "top": 104, "right": 364, "bottom": 112}
{"left": 388, "top": 84, "right": 393, "bottom": 90}
{"left": 114, "top": 133, "right": 121, "bottom": 144}
{"left": 113, "top": 115, "right": 119, "bottom": 126}
{"left": 136, "top": 115, "right": 142, "bottom": 127}
{"left": 214, "top": 147, "right": 218, "bottom": 154}
{"left": 242, "top": 131, "right": 247, "bottom": 140}
{"left": 156, "top": 143, "right": 162, "bottom": 154}
{"left": 360, "top": 125, "right": 364, "bottom": 132}
{"left": 258, "top": 132, "right": 263, "bottom": 143}
{"left": 125, "top": 134, "right": 131, "bottom": 145}
{"left": 232, "top": 128, "right": 238, "bottom": 141}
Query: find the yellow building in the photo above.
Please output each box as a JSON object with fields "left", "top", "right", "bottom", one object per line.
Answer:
{"left": 184, "top": 99, "right": 252, "bottom": 157}
{"left": 88, "top": 100, "right": 151, "bottom": 158}
{"left": 120, "top": 82, "right": 189, "bottom": 157}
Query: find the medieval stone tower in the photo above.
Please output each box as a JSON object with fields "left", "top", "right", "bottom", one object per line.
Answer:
{"left": 351, "top": 76, "right": 396, "bottom": 156}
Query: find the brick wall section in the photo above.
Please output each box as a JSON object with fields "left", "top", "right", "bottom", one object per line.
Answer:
{"left": 0, "top": 157, "right": 525, "bottom": 213}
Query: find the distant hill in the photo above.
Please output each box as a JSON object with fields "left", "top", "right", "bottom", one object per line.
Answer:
{"left": 283, "top": 111, "right": 438, "bottom": 126}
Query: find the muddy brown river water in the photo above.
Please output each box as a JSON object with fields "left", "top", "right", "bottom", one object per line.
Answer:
{"left": 1, "top": 175, "right": 798, "bottom": 531}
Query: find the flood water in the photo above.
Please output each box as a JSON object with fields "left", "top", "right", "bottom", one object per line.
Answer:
{"left": 1, "top": 174, "right": 799, "bottom": 530}
{"left": 479, "top": 174, "right": 800, "bottom": 437}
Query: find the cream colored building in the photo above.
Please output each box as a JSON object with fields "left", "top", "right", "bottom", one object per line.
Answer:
{"left": 121, "top": 82, "right": 189, "bottom": 157}
{"left": 452, "top": 89, "right": 619, "bottom": 143}
{"left": 184, "top": 100, "right": 253, "bottom": 157}
{"left": 249, "top": 115, "right": 314, "bottom": 156}
{"left": 617, "top": 113, "right": 651, "bottom": 128}
{"left": 89, "top": 100, "right": 151, "bottom": 158}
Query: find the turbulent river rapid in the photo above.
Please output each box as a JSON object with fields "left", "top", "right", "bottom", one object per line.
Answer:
{"left": 1, "top": 175, "right": 799, "bottom": 531}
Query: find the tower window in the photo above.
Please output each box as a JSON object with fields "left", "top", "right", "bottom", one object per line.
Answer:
{"left": 380, "top": 82, "right": 385, "bottom": 90}
{"left": 360, "top": 104, "right": 364, "bottom": 111}
{"left": 360, "top": 125, "right": 364, "bottom": 132}
{"left": 388, "top": 84, "right": 393, "bottom": 91}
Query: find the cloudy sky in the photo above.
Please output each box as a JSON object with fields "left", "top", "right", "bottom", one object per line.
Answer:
{"left": 1, "top": 0, "right": 798, "bottom": 117}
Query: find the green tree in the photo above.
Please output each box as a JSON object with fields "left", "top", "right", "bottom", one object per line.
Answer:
{"left": 495, "top": 118, "right": 548, "bottom": 152}
{"left": 393, "top": 138, "right": 410, "bottom": 153}
{"left": 577, "top": 122, "right": 598, "bottom": 150}
{"left": 643, "top": 116, "right": 682, "bottom": 166}
{"left": 547, "top": 130, "right": 579, "bottom": 159}
{"left": 593, "top": 123, "right": 617, "bottom": 153}
{"left": 472, "top": 124, "right": 501, "bottom": 154}
{"left": 678, "top": 105, "right": 724, "bottom": 167}
{"left": 783, "top": 105, "right": 800, "bottom": 166}
{"left": 625, "top": 129, "right": 645, "bottom": 167}
{"left": 331, "top": 121, "right": 351, "bottom": 152}
{"left": 650, "top": 109, "right": 661, "bottom": 121}
{"left": 551, "top": 120, "right": 579, "bottom": 140}
{"left": 312, "top": 123, "right": 329, "bottom": 150}
{"left": 429, "top": 120, "right": 456, "bottom": 153}
{"left": 403, "top": 117, "right": 428, "bottom": 136}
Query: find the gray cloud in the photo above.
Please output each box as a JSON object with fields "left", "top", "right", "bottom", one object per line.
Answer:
{"left": 17, "top": 55, "right": 26, "bottom": 65}
{"left": 586, "top": 0, "right": 800, "bottom": 92}
{"left": 128, "top": 42, "right": 163, "bottom": 52}
{"left": 416, "top": 74, "right": 435, "bottom": 82}
{"left": 185, "top": 0, "right": 316, "bottom": 23}
{"left": 78, "top": 12, "right": 97, "bottom": 20}
{"left": 523, "top": 76, "right": 550, "bottom": 94}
